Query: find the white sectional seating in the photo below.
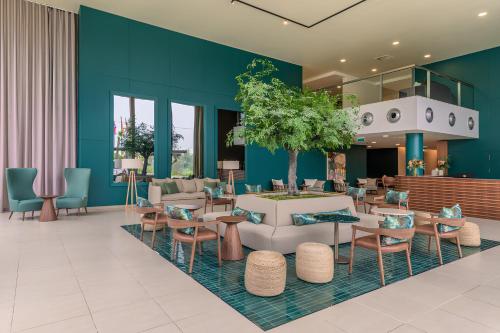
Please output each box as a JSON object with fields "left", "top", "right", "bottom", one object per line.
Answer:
{"left": 203, "top": 194, "right": 380, "bottom": 254}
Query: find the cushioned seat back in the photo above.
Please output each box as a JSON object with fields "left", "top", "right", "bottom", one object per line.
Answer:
{"left": 63, "top": 168, "right": 91, "bottom": 204}
{"left": 6, "top": 168, "right": 38, "bottom": 200}
{"left": 234, "top": 194, "right": 277, "bottom": 227}
{"left": 276, "top": 195, "right": 357, "bottom": 227}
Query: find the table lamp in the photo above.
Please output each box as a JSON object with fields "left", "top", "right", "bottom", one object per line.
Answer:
{"left": 222, "top": 160, "right": 239, "bottom": 194}
{"left": 121, "top": 158, "right": 142, "bottom": 209}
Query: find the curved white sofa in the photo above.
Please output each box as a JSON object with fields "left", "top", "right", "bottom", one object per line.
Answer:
{"left": 203, "top": 194, "right": 380, "bottom": 254}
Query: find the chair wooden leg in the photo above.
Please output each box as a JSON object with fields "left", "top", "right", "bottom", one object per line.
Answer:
{"left": 84, "top": 207, "right": 88, "bottom": 214}
{"left": 171, "top": 239, "right": 177, "bottom": 260}
{"left": 189, "top": 238, "right": 197, "bottom": 274}
{"left": 456, "top": 236, "right": 463, "bottom": 258}
{"left": 31, "top": 211, "right": 34, "bottom": 218}
{"left": 348, "top": 229, "right": 356, "bottom": 274}
{"left": 427, "top": 235, "right": 432, "bottom": 251}
{"left": 405, "top": 246, "right": 413, "bottom": 276}
{"left": 22, "top": 212, "right": 25, "bottom": 221}
{"left": 8, "top": 212, "right": 13, "bottom": 220}
{"left": 56, "top": 209, "right": 60, "bottom": 217}
{"left": 377, "top": 248, "right": 385, "bottom": 286}
{"left": 140, "top": 224, "right": 145, "bottom": 241}
{"left": 66, "top": 208, "right": 69, "bottom": 215}
{"left": 151, "top": 228, "right": 157, "bottom": 250}
{"left": 435, "top": 234, "right": 443, "bottom": 265}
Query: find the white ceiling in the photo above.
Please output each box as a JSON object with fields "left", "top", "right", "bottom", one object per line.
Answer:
{"left": 31, "top": 0, "right": 500, "bottom": 85}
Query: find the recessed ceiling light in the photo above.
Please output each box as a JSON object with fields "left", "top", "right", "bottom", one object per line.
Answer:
{"left": 395, "top": 143, "right": 401, "bottom": 146}
{"left": 478, "top": 12, "right": 488, "bottom": 17}
{"left": 423, "top": 146, "right": 428, "bottom": 148}
{"left": 382, "top": 134, "right": 389, "bottom": 138}
{"left": 337, "top": 85, "right": 341, "bottom": 89}
{"left": 367, "top": 145, "right": 372, "bottom": 148}
{"left": 371, "top": 141, "right": 376, "bottom": 144}
{"left": 283, "top": 20, "right": 289, "bottom": 25}
{"left": 392, "top": 41, "right": 400, "bottom": 45}
{"left": 424, "top": 54, "right": 431, "bottom": 58}
{"left": 340, "top": 59, "right": 347, "bottom": 63}
{"left": 371, "top": 68, "right": 377, "bottom": 72}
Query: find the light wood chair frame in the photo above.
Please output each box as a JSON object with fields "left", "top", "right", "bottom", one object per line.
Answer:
{"left": 415, "top": 215, "right": 466, "bottom": 265}
{"left": 167, "top": 218, "right": 222, "bottom": 274}
{"left": 136, "top": 206, "right": 168, "bottom": 250}
{"left": 349, "top": 225, "right": 415, "bottom": 286}
{"left": 204, "top": 191, "right": 233, "bottom": 213}
{"left": 371, "top": 190, "right": 410, "bottom": 211}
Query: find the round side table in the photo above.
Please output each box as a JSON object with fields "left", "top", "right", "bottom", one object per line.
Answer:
{"left": 371, "top": 207, "right": 414, "bottom": 217}
{"left": 216, "top": 215, "right": 246, "bottom": 260}
{"left": 39, "top": 195, "right": 58, "bottom": 222}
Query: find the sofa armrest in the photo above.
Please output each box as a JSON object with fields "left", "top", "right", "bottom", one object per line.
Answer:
{"left": 148, "top": 185, "right": 162, "bottom": 204}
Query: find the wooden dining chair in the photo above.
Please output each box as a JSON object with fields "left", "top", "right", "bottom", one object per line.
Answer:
{"left": 167, "top": 218, "right": 222, "bottom": 274}
{"left": 349, "top": 225, "right": 415, "bottom": 286}
{"left": 414, "top": 215, "right": 466, "bottom": 265}
{"left": 136, "top": 206, "right": 168, "bottom": 250}
{"left": 370, "top": 190, "right": 410, "bottom": 211}
{"left": 204, "top": 191, "right": 233, "bottom": 213}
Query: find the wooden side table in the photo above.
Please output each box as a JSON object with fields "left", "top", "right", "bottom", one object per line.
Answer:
{"left": 216, "top": 215, "right": 246, "bottom": 260}
{"left": 39, "top": 195, "right": 58, "bottom": 222}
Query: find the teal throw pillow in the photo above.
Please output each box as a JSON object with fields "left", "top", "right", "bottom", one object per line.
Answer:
{"left": 165, "top": 205, "right": 194, "bottom": 235}
{"left": 204, "top": 186, "right": 225, "bottom": 199}
{"left": 231, "top": 206, "right": 265, "bottom": 224}
{"left": 204, "top": 181, "right": 218, "bottom": 189}
{"left": 385, "top": 190, "right": 408, "bottom": 207}
{"left": 292, "top": 208, "right": 358, "bottom": 225}
{"left": 380, "top": 214, "right": 414, "bottom": 246}
{"left": 164, "top": 182, "right": 180, "bottom": 194}
{"left": 347, "top": 186, "right": 366, "bottom": 199}
{"left": 438, "top": 204, "right": 462, "bottom": 233}
{"left": 136, "top": 196, "right": 153, "bottom": 208}
{"left": 245, "top": 184, "right": 262, "bottom": 193}
{"left": 291, "top": 213, "right": 317, "bottom": 226}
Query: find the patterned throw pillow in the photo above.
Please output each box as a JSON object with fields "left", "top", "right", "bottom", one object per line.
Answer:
{"left": 347, "top": 186, "right": 366, "bottom": 199}
{"left": 244, "top": 184, "right": 262, "bottom": 193}
{"left": 380, "top": 214, "right": 414, "bottom": 246}
{"left": 164, "top": 182, "right": 180, "bottom": 194}
{"left": 291, "top": 213, "right": 317, "bottom": 226}
{"left": 231, "top": 206, "right": 265, "bottom": 224}
{"left": 438, "top": 204, "right": 462, "bottom": 233}
{"left": 136, "top": 197, "right": 153, "bottom": 208}
{"left": 292, "top": 208, "right": 358, "bottom": 225}
{"left": 204, "top": 186, "right": 225, "bottom": 199}
{"left": 165, "top": 206, "right": 194, "bottom": 235}
{"left": 385, "top": 190, "right": 408, "bottom": 207}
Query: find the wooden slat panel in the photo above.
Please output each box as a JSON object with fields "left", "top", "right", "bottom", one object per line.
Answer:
{"left": 396, "top": 176, "right": 500, "bottom": 220}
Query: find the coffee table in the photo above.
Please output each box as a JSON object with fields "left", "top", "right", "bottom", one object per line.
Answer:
{"left": 216, "top": 215, "right": 246, "bottom": 260}
{"left": 371, "top": 207, "right": 413, "bottom": 217}
{"left": 39, "top": 195, "right": 58, "bottom": 222}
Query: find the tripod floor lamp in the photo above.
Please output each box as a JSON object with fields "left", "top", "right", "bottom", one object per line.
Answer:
{"left": 122, "top": 159, "right": 142, "bottom": 209}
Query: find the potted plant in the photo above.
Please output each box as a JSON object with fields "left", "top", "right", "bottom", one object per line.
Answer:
{"left": 228, "top": 59, "right": 359, "bottom": 195}
{"left": 407, "top": 159, "right": 425, "bottom": 176}
{"left": 437, "top": 157, "right": 450, "bottom": 176}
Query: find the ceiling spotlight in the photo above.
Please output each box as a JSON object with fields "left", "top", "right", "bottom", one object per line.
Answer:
{"left": 424, "top": 54, "right": 431, "bottom": 58}
{"left": 282, "top": 20, "right": 289, "bottom": 25}
{"left": 395, "top": 143, "right": 401, "bottom": 146}
{"left": 478, "top": 11, "right": 488, "bottom": 17}
{"left": 367, "top": 145, "right": 372, "bottom": 148}
{"left": 392, "top": 41, "right": 400, "bottom": 45}
{"left": 371, "top": 141, "right": 376, "bottom": 144}
{"left": 424, "top": 146, "right": 428, "bottom": 148}
{"left": 340, "top": 58, "right": 347, "bottom": 63}
{"left": 371, "top": 68, "right": 378, "bottom": 72}
{"left": 382, "top": 134, "right": 389, "bottom": 138}
{"left": 337, "top": 85, "right": 342, "bottom": 89}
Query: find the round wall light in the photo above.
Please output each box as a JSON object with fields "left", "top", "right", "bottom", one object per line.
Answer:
{"left": 425, "top": 107, "right": 434, "bottom": 123}
{"left": 468, "top": 117, "right": 475, "bottom": 130}
{"left": 449, "top": 112, "right": 456, "bottom": 127}
{"left": 387, "top": 108, "right": 401, "bottom": 123}
{"left": 361, "top": 112, "right": 374, "bottom": 126}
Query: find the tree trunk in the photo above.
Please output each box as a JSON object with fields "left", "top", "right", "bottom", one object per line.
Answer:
{"left": 288, "top": 150, "right": 299, "bottom": 195}
{"left": 142, "top": 155, "right": 149, "bottom": 176}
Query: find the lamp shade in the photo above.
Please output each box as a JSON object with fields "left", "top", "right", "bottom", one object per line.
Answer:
{"left": 121, "top": 158, "right": 142, "bottom": 170}
{"left": 222, "top": 160, "right": 240, "bottom": 170}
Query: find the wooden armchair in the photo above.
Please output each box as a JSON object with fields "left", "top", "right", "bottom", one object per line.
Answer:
{"left": 204, "top": 190, "right": 233, "bottom": 213}
{"left": 415, "top": 215, "right": 466, "bottom": 265}
{"left": 369, "top": 191, "right": 410, "bottom": 211}
{"left": 382, "top": 175, "right": 397, "bottom": 192}
{"left": 349, "top": 225, "right": 415, "bottom": 286}
{"left": 136, "top": 206, "right": 168, "bottom": 250}
{"left": 167, "top": 218, "right": 222, "bottom": 274}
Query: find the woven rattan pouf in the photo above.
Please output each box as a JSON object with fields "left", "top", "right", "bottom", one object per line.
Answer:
{"left": 142, "top": 223, "right": 164, "bottom": 231}
{"left": 450, "top": 221, "right": 481, "bottom": 247}
{"left": 245, "top": 251, "right": 286, "bottom": 297}
{"left": 413, "top": 211, "right": 432, "bottom": 226}
{"left": 296, "top": 242, "right": 334, "bottom": 283}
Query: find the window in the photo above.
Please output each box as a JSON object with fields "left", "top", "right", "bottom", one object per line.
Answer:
{"left": 113, "top": 95, "right": 155, "bottom": 183}
{"left": 171, "top": 102, "right": 204, "bottom": 179}
{"left": 217, "top": 109, "right": 245, "bottom": 181}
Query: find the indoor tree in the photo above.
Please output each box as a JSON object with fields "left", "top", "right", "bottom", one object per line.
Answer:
{"left": 121, "top": 116, "right": 155, "bottom": 176}
{"left": 229, "top": 58, "right": 360, "bottom": 194}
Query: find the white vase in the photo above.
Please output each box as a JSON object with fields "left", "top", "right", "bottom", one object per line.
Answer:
{"left": 438, "top": 170, "right": 444, "bottom": 176}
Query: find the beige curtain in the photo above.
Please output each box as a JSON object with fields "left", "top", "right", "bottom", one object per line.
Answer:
{"left": 0, "top": 0, "right": 77, "bottom": 211}
{"left": 193, "top": 106, "right": 204, "bottom": 178}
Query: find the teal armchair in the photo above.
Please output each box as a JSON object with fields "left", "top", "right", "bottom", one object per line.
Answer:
{"left": 56, "top": 168, "right": 91, "bottom": 215}
{"left": 6, "top": 168, "right": 43, "bottom": 220}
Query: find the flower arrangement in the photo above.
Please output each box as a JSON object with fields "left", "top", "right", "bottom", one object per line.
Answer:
{"left": 407, "top": 159, "right": 425, "bottom": 176}
{"left": 437, "top": 157, "right": 450, "bottom": 170}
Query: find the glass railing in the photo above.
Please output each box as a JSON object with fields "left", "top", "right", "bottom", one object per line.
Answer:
{"left": 340, "top": 65, "right": 474, "bottom": 108}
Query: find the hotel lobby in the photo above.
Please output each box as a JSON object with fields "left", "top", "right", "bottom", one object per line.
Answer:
{"left": 2, "top": 0, "right": 500, "bottom": 332}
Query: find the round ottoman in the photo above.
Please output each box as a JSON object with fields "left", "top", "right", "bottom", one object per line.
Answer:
{"left": 296, "top": 242, "right": 334, "bottom": 283}
{"left": 450, "top": 221, "right": 481, "bottom": 247}
{"left": 245, "top": 251, "right": 286, "bottom": 297}
{"left": 142, "top": 223, "right": 164, "bottom": 232}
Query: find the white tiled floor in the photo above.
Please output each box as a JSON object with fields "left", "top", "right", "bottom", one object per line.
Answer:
{"left": 1, "top": 208, "right": 500, "bottom": 333}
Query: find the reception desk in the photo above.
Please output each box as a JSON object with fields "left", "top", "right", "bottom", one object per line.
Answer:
{"left": 396, "top": 176, "right": 500, "bottom": 220}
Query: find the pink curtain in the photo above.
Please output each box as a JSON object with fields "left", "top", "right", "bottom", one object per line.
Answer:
{"left": 0, "top": 0, "right": 77, "bottom": 211}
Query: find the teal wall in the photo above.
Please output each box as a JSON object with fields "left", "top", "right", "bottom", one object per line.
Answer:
{"left": 406, "top": 133, "right": 423, "bottom": 176}
{"left": 78, "top": 7, "right": 366, "bottom": 206}
{"left": 426, "top": 46, "right": 500, "bottom": 178}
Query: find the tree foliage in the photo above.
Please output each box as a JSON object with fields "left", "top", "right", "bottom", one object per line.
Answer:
{"left": 229, "top": 58, "right": 360, "bottom": 193}
{"left": 121, "top": 117, "right": 154, "bottom": 176}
